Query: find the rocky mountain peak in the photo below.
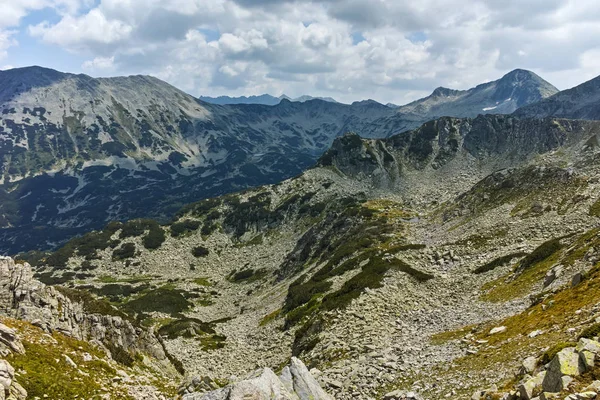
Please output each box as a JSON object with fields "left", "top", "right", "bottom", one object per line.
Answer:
{"left": 431, "top": 86, "right": 460, "bottom": 97}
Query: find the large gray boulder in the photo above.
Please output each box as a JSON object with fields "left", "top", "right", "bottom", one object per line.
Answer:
{"left": 184, "top": 357, "right": 333, "bottom": 400}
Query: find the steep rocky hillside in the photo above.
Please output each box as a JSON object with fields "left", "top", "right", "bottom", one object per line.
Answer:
{"left": 397, "top": 69, "right": 558, "bottom": 120}
{"left": 17, "top": 111, "right": 600, "bottom": 399}
{"left": 515, "top": 74, "right": 600, "bottom": 120}
{"left": 0, "top": 67, "right": 559, "bottom": 254}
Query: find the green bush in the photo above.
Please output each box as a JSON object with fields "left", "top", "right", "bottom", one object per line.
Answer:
{"left": 157, "top": 318, "right": 215, "bottom": 339}
{"left": 121, "top": 286, "right": 194, "bottom": 316}
{"left": 474, "top": 252, "right": 529, "bottom": 274}
{"left": 170, "top": 219, "right": 201, "bottom": 237}
{"left": 56, "top": 287, "right": 134, "bottom": 323}
{"left": 143, "top": 227, "right": 165, "bottom": 250}
{"left": 112, "top": 243, "right": 136, "bottom": 261}
{"left": 519, "top": 238, "right": 563, "bottom": 272}
{"left": 192, "top": 246, "right": 210, "bottom": 257}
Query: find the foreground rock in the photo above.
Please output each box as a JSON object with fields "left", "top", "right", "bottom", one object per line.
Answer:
{"left": 183, "top": 357, "right": 333, "bottom": 400}
{"left": 475, "top": 337, "right": 600, "bottom": 400}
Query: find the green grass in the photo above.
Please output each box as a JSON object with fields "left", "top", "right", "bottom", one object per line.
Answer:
{"left": 259, "top": 309, "right": 281, "bottom": 326}
{"left": 192, "top": 277, "right": 212, "bottom": 286}
{"left": 6, "top": 319, "right": 134, "bottom": 400}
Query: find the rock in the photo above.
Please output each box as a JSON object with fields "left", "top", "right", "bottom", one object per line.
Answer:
{"left": 584, "top": 380, "right": 600, "bottom": 392}
{"left": 518, "top": 371, "right": 545, "bottom": 400}
{"left": 0, "top": 360, "right": 14, "bottom": 392}
{"left": 0, "top": 257, "right": 169, "bottom": 372}
{"left": 542, "top": 348, "right": 582, "bottom": 392}
{"left": 63, "top": 355, "right": 77, "bottom": 368}
{"left": 579, "top": 350, "right": 595, "bottom": 371}
{"left": 571, "top": 272, "right": 584, "bottom": 287}
{"left": 544, "top": 265, "right": 563, "bottom": 288}
{"left": 184, "top": 358, "right": 333, "bottom": 400}
{"left": 0, "top": 325, "right": 24, "bottom": 356}
{"left": 576, "top": 338, "right": 600, "bottom": 354}
{"left": 570, "top": 392, "right": 598, "bottom": 399}
{"left": 383, "top": 390, "right": 424, "bottom": 400}
{"left": 521, "top": 356, "right": 538, "bottom": 375}
{"left": 539, "top": 393, "right": 560, "bottom": 400}
{"left": 489, "top": 326, "right": 507, "bottom": 335}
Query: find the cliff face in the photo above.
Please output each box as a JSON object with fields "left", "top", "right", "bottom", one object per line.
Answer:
{"left": 0, "top": 256, "right": 169, "bottom": 366}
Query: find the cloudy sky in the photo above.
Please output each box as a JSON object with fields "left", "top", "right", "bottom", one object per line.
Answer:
{"left": 1, "top": 0, "right": 599, "bottom": 104}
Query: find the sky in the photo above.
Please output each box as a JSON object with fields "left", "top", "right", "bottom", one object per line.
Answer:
{"left": 0, "top": 0, "right": 599, "bottom": 105}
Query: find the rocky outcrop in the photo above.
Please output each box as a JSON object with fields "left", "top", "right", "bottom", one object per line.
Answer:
{"left": 475, "top": 337, "right": 600, "bottom": 400}
{"left": 0, "top": 256, "right": 167, "bottom": 364}
{"left": 0, "top": 323, "right": 26, "bottom": 400}
{"left": 182, "top": 357, "right": 333, "bottom": 400}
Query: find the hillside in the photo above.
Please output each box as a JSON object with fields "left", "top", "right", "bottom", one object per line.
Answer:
{"left": 18, "top": 111, "right": 600, "bottom": 399}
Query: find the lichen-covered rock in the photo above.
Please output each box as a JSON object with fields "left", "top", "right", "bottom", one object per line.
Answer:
{"left": 518, "top": 371, "right": 546, "bottom": 400}
{"left": 542, "top": 347, "right": 582, "bottom": 393}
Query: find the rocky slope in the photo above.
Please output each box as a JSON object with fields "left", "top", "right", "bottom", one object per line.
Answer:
{"left": 18, "top": 107, "right": 600, "bottom": 399}
{"left": 0, "top": 255, "right": 181, "bottom": 399}
{"left": 0, "top": 66, "right": 559, "bottom": 254}
{"left": 515, "top": 74, "right": 600, "bottom": 120}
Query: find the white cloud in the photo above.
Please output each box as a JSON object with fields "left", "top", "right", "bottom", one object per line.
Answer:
{"left": 29, "top": 9, "right": 132, "bottom": 49}
{"left": 1, "top": 0, "right": 597, "bottom": 103}
{"left": 82, "top": 55, "right": 115, "bottom": 71}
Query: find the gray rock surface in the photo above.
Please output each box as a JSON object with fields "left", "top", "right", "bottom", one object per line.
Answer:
{"left": 183, "top": 357, "right": 332, "bottom": 400}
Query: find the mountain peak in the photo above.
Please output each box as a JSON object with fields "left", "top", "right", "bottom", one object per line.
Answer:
{"left": 431, "top": 87, "right": 460, "bottom": 97}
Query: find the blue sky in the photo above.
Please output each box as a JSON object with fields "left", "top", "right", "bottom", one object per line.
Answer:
{"left": 1, "top": 1, "right": 599, "bottom": 104}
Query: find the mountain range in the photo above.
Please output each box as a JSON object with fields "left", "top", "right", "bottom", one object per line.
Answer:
{"left": 0, "top": 66, "right": 591, "bottom": 255}
{"left": 198, "top": 93, "right": 338, "bottom": 105}
{"left": 1, "top": 62, "right": 600, "bottom": 399}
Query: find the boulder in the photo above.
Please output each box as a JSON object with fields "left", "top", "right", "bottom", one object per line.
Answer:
{"left": 184, "top": 358, "right": 333, "bottom": 400}
{"left": 0, "top": 325, "right": 24, "bottom": 356}
{"left": 518, "top": 371, "right": 546, "bottom": 400}
{"left": 521, "top": 356, "right": 538, "bottom": 375}
{"left": 0, "top": 360, "right": 14, "bottom": 392}
{"left": 579, "top": 350, "right": 595, "bottom": 370}
{"left": 542, "top": 348, "right": 582, "bottom": 392}
{"left": 489, "top": 326, "right": 507, "bottom": 335}
{"left": 576, "top": 338, "right": 600, "bottom": 354}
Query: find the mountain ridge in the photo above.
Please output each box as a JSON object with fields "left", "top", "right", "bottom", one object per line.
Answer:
{"left": 0, "top": 66, "right": 572, "bottom": 254}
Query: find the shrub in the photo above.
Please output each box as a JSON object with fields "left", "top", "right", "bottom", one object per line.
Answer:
{"left": 143, "top": 227, "right": 165, "bottom": 250}
{"left": 121, "top": 286, "right": 194, "bottom": 316}
{"left": 232, "top": 269, "right": 254, "bottom": 281}
{"left": 56, "top": 287, "right": 134, "bottom": 323}
{"left": 112, "top": 243, "right": 136, "bottom": 261}
{"left": 192, "top": 246, "right": 210, "bottom": 258}
{"left": 519, "top": 238, "right": 563, "bottom": 272}
{"left": 170, "top": 219, "right": 201, "bottom": 237}
{"left": 473, "top": 252, "right": 529, "bottom": 274}
{"left": 157, "top": 318, "right": 215, "bottom": 339}
{"left": 579, "top": 323, "right": 600, "bottom": 340}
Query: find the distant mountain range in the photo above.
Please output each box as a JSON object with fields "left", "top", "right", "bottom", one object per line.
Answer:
{"left": 198, "top": 94, "right": 338, "bottom": 105}
{"left": 1, "top": 65, "right": 594, "bottom": 254}
{"left": 396, "top": 69, "right": 559, "bottom": 119}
